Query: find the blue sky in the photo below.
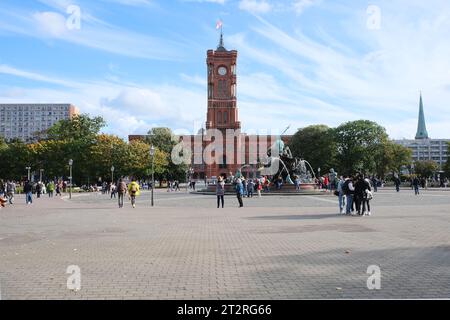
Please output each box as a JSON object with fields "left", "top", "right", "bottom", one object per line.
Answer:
{"left": 0, "top": 0, "right": 449, "bottom": 139}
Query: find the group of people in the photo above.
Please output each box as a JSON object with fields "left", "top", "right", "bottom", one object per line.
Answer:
{"left": 166, "top": 180, "right": 181, "bottom": 192}
{"left": 101, "top": 178, "right": 141, "bottom": 208}
{"left": 216, "top": 176, "right": 272, "bottom": 208}
{"left": 337, "top": 174, "right": 374, "bottom": 216}
{"left": 0, "top": 180, "right": 17, "bottom": 207}
{"left": 0, "top": 179, "right": 65, "bottom": 208}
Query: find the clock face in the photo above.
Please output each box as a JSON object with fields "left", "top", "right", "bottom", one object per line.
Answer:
{"left": 218, "top": 66, "right": 227, "bottom": 76}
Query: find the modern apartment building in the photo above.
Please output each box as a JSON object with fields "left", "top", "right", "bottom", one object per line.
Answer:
{"left": 0, "top": 104, "right": 79, "bottom": 142}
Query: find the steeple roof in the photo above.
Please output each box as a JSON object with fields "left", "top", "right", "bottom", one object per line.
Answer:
{"left": 415, "top": 93, "right": 429, "bottom": 139}
{"left": 216, "top": 29, "right": 227, "bottom": 52}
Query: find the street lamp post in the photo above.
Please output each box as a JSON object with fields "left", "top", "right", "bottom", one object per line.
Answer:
{"left": 150, "top": 145, "right": 155, "bottom": 207}
{"left": 25, "top": 166, "right": 31, "bottom": 181}
{"left": 317, "top": 167, "right": 321, "bottom": 188}
{"left": 69, "top": 159, "right": 73, "bottom": 199}
{"left": 111, "top": 165, "right": 115, "bottom": 184}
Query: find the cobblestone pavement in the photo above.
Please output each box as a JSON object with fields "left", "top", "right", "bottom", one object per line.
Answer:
{"left": 0, "top": 188, "right": 449, "bottom": 299}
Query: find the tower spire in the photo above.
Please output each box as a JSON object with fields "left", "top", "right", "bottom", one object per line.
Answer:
{"left": 415, "top": 92, "right": 429, "bottom": 139}
{"left": 216, "top": 20, "right": 226, "bottom": 51}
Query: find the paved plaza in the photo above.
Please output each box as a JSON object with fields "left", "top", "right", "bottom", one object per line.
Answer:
{"left": 0, "top": 188, "right": 449, "bottom": 299}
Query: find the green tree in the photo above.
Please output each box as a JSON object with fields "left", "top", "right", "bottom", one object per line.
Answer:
{"left": 46, "top": 114, "right": 106, "bottom": 142}
{"left": 0, "top": 139, "right": 34, "bottom": 180}
{"left": 125, "top": 140, "right": 168, "bottom": 180}
{"left": 145, "top": 127, "right": 188, "bottom": 181}
{"left": 90, "top": 134, "right": 129, "bottom": 183}
{"left": 288, "top": 125, "right": 337, "bottom": 174}
{"left": 414, "top": 160, "right": 438, "bottom": 178}
{"left": 44, "top": 114, "right": 106, "bottom": 185}
{"left": 374, "top": 141, "right": 412, "bottom": 178}
{"left": 145, "top": 127, "right": 177, "bottom": 154}
{"left": 334, "top": 120, "right": 389, "bottom": 175}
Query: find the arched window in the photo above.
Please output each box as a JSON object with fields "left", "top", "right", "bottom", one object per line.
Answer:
{"left": 217, "top": 111, "right": 222, "bottom": 124}
{"left": 223, "top": 111, "right": 228, "bottom": 124}
{"left": 208, "top": 84, "right": 213, "bottom": 98}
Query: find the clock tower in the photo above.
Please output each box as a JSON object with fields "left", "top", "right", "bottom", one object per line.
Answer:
{"left": 206, "top": 33, "right": 240, "bottom": 130}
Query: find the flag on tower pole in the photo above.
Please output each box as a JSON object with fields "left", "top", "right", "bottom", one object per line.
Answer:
{"left": 216, "top": 19, "right": 223, "bottom": 30}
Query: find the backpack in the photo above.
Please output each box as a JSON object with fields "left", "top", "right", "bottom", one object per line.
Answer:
{"left": 342, "top": 180, "right": 350, "bottom": 194}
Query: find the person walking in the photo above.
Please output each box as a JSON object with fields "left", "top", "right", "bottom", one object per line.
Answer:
{"left": 6, "top": 180, "right": 16, "bottom": 204}
{"left": 24, "top": 180, "right": 33, "bottom": 205}
{"left": 337, "top": 176, "right": 346, "bottom": 214}
{"left": 235, "top": 178, "right": 244, "bottom": 208}
{"left": 263, "top": 176, "right": 270, "bottom": 192}
{"left": 117, "top": 179, "right": 127, "bottom": 208}
{"left": 242, "top": 178, "right": 248, "bottom": 197}
{"left": 216, "top": 176, "right": 225, "bottom": 208}
{"left": 413, "top": 176, "right": 420, "bottom": 195}
{"left": 128, "top": 178, "right": 140, "bottom": 208}
{"left": 342, "top": 176, "right": 355, "bottom": 215}
{"left": 256, "top": 178, "right": 262, "bottom": 198}
{"left": 247, "top": 179, "right": 254, "bottom": 198}
{"left": 47, "top": 181, "right": 55, "bottom": 198}
{"left": 36, "top": 181, "right": 42, "bottom": 199}
{"left": 371, "top": 176, "right": 378, "bottom": 192}
{"left": 56, "top": 182, "right": 62, "bottom": 196}
{"left": 294, "top": 175, "right": 300, "bottom": 191}
{"left": 110, "top": 182, "right": 116, "bottom": 199}
{"left": 394, "top": 176, "right": 401, "bottom": 192}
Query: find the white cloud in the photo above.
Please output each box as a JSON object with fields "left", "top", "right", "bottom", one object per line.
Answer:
{"left": 0, "top": 4, "right": 183, "bottom": 61}
{"left": 0, "top": 64, "right": 206, "bottom": 138}
{"left": 33, "top": 11, "right": 68, "bottom": 37}
{"left": 239, "top": 0, "right": 272, "bottom": 14}
{"left": 293, "top": 0, "right": 320, "bottom": 15}
{"left": 0, "top": 64, "right": 77, "bottom": 87}
{"left": 101, "top": 0, "right": 153, "bottom": 7}
{"left": 183, "top": 0, "right": 226, "bottom": 3}
{"left": 226, "top": 4, "right": 450, "bottom": 139}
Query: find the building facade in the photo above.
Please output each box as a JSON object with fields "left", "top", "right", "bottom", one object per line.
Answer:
{"left": 129, "top": 35, "right": 292, "bottom": 181}
{"left": 0, "top": 104, "right": 79, "bottom": 142}
{"left": 394, "top": 94, "right": 449, "bottom": 170}
{"left": 185, "top": 35, "right": 291, "bottom": 180}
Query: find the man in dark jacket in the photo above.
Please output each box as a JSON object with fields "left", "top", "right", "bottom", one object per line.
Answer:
{"left": 117, "top": 179, "right": 127, "bottom": 208}
{"left": 354, "top": 174, "right": 370, "bottom": 216}
{"left": 24, "top": 180, "right": 33, "bottom": 204}
{"left": 394, "top": 176, "right": 401, "bottom": 192}
{"left": 413, "top": 176, "right": 420, "bottom": 195}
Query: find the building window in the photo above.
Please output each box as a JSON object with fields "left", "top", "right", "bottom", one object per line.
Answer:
{"left": 208, "top": 84, "right": 213, "bottom": 98}
{"left": 223, "top": 111, "right": 228, "bottom": 124}
{"left": 217, "top": 111, "right": 222, "bottom": 124}
{"left": 218, "top": 80, "right": 227, "bottom": 98}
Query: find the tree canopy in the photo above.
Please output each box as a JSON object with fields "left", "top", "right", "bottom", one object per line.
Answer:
{"left": 288, "top": 125, "right": 337, "bottom": 173}
{"left": 0, "top": 117, "right": 187, "bottom": 184}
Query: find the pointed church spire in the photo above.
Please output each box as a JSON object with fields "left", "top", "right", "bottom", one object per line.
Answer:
{"left": 415, "top": 92, "right": 429, "bottom": 139}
